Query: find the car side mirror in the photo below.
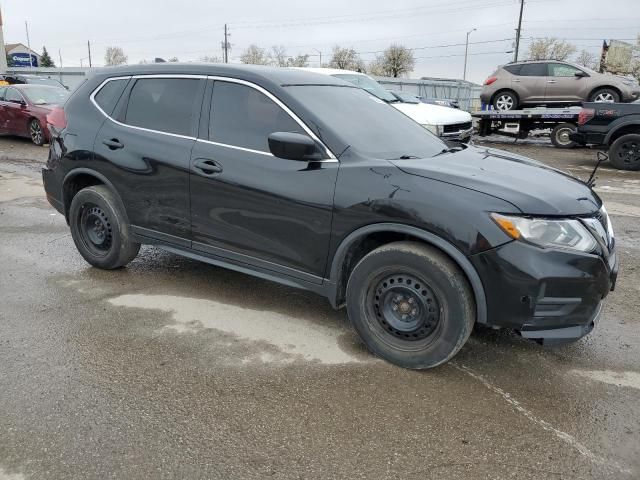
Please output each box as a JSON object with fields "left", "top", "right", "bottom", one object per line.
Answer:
{"left": 10, "top": 99, "right": 26, "bottom": 106}
{"left": 268, "top": 132, "right": 322, "bottom": 161}
{"left": 575, "top": 71, "right": 588, "bottom": 78}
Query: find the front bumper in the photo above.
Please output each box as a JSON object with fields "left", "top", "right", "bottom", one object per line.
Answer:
{"left": 470, "top": 240, "right": 617, "bottom": 343}
{"left": 441, "top": 127, "right": 474, "bottom": 142}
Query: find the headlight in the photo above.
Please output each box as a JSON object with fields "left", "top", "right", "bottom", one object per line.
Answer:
{"left": 422, "top": 124, "right": 442, "bottom": 136}
{"left": 491, "top": 213, "right": 597, "bottom": 252}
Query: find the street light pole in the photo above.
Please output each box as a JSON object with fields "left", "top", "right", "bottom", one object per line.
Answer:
{"left": 463, "top": 28, "right": 476, "bottom": 81}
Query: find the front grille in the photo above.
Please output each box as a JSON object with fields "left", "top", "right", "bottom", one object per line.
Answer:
{"left": 443, "top": 122, "right": 472, "bottom": 134}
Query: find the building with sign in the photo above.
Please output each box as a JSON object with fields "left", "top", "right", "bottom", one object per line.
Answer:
{"left": 5, "top": 43, "right": 40, "bottom": 67}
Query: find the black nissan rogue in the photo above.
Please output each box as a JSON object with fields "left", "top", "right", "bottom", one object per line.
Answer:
{"left": 42, "top": 64, "right": 618, "bottom": 369}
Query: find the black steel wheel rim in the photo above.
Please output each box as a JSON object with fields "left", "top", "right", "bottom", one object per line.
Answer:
{"left": 365, "top": 272, "right": 443, "bottom": 349}
{"left": 30, "top": 121, "right": 43, "bottom": 144}
{"left": 617, "top": 140, "right": 640, "bottom": 167}
{"left": 78, "top": 203, "right": 113, "bottom": 256}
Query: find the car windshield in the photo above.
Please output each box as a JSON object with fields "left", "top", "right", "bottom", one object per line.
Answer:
{"left": 286, "top": 85, "right": 447, "bottom": 160}
{"left": 22, "top": 86, "right": 69, "bottom": 105}
{"left": 25, "top": 77, "right": 64, "bottom": 88}
{"left": 332, "top": 74, "right": 398, "bottom": 103}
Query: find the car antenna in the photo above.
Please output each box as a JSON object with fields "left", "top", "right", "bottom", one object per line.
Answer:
{"left": 587, "top": 151, "right": 607, "bottom": 188}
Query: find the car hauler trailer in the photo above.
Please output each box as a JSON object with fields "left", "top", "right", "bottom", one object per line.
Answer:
{"left": 473, "top": 107, "right": 581, "bottom": 148}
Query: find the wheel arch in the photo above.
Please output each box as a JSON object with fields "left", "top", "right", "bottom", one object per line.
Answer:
{"left": 604, "top": 119, "right": 640, "bottom": 144}
{"left": 588, "top": 85, "right": 622, "bottom": 102}
{"left": 327, "top": 223, "right": 487, "bottom": 324}
{"left": 62, "top": 169, "right": 127, "bottom": 223}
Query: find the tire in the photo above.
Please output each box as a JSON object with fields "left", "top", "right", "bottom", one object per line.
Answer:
{"left": 550, "top": 123, "right": 577, "bottom": 149}
{"left": 492, "top": 91, "right": 518, "bottom": 111}
{"left": 69, "top": 185, "right": 140, "bottom": 269}
{"left": 589, "top": 88, "right": 620, "bottom": 103}
{"left": 29, "top": 118, "right": 45, "bottom": 146}
{"left": 346, "top": 241, "right": 475, "bottom": 369}
{"left": 609, "top": 133, "right": 640, "bottom": 171}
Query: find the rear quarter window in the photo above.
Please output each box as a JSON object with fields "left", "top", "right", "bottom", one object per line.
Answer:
{"left": 503, "top": 65, "right": 522, "bottom": 75}
{"left": 94, "top": 79, "right": 129, "bottom": 116}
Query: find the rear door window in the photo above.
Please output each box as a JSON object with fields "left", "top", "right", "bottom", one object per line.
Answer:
{"left": 93, "top": 78, "right": 129, "bottom": 115}
{"left": 209, "top": 81, "right": 305, "bottom": 153}
{"left": 519, "top": 63, "right": 547, "bottom": 76}
{"left": 124, "top": 78, "right": 201, "bottom": 136}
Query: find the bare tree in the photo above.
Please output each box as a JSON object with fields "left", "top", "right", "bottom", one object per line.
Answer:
{"left": 271, "top": 45, "right": 288, "bottom": 67}
{"left": 574, "top": 50, "right": 598, "bottom": 69}
{"left": 168, "top": 56, "right": 179, "bottom": 62}
{"left": 367, "top": 58, "right": 386, "bottom": 76}
{"left": 104, "top": 46, "right": 128, "bottom": 66}
{"left": 240, "top": 44, "right": 270, "bottom": 65}
{"left": 329, "top": 46, "right": 366, "bottom": 72}
{"left": 200, "top": 55, "right": 222, "bottom": 63}
{"left": 527, "top": 38, "right": 576, "bottom": 61}
{"left": 377, "top": 45, "right": 415, "bottom": 78}
{"left": 286, "top": 54, "right": 309, "bottom": 67}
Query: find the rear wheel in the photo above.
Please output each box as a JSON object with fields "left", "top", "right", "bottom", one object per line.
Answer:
{"left": 589, "top": 88, "right": 620, "bottom": 103}
{"left": 29, "top": 119, "right": 45, "bottom": 146}
{"left": 346, "top": 241, "right": 475, "bottom": 369}
{"left": 493, "top": 91, "right": 518, "bottom": 111}
{"left": 609, "top": 134, "right": 640, "bottom": 171}
{"left": 550, "top": 123, "right": 577, "bottom": 149}
{"left": 69, "top": 185, "right": 140, "bottom": 269}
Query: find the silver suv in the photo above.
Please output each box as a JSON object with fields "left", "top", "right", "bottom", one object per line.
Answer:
{"left": 481, "top": 60, "right": 640, "bottom": 111}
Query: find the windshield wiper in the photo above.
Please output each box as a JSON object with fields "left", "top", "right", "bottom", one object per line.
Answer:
{"left": 393, "top": 154, "right": 420, "bottom": 160}
{"left": 433, "top": 146, "right": 464, "bottom": 157}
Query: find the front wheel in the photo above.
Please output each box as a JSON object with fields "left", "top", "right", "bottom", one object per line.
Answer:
{"left": 346, "top": 241, "right": 475, "bottom": 369}
{"left": 69, "top": 185, "right": 140, "bottom": 269}
{"left": 29, "top": 119, "right": 45, "bottom": 146}
{"left": 609, "top": 134, "right": 640, "bottom": 171}
{"left": 589, "top": 88, "right": 620, "bottom": 103}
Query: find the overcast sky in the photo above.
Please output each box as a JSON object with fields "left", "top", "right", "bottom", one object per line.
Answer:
{"left": 2, "top": 0, "right": 639, "bottom": 84}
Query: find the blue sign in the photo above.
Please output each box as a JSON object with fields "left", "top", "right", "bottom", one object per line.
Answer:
{"left": 9, "top": 52, "right": 38, "bottom": 67}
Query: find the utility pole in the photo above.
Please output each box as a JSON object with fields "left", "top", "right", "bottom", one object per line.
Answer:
{"left": 463, "top": 28, "right": 476, "bottom": 81}
{"left": 87, "top": 40, "right": 92, "bottom": 67}
{"left": 25, "top": 21, "right": 33, "bottom": 69}
{"left": 514, "top": 0, "right": 525, "bottom": 62}
{"left": 223, "top": 24, "right": 230, "bottom": 63}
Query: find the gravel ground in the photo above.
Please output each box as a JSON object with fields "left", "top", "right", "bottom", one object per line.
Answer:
{"left": 0, "top": 134, "right": 639, "bottom": 480}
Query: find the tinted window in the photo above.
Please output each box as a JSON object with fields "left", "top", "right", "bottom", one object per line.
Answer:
{"left": 5, "top": 88, "right": 23, "bottom": 103}
{"left": 519, "top": 63, "right": 547, "bottom": 76}
{"left": 125, "top": 78, "right": 200, "bottom": 136}
{"left": 286, "top": 85, "right": 446, "bottom": 160}
{"left": 503, "top": 64, "right": 522, "bottom": 75}
{"left": 94, "top": 79, "right": 129, "bottom": 115}
{"left": 210, "top": 81, "right": 304, "bottom": 153}
{"left": 0, "top": 87, "right": 6, "bottom": 101}
{"left": 549, "top": 63, "right": 583, "bottom": 77}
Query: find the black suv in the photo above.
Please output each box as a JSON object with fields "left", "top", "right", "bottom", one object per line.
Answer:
{"left": 43, "top": 65, "right": 618, "bottom": 369}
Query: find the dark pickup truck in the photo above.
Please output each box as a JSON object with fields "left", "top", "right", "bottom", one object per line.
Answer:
{"left": 570, "top": 102, "right": 640, "bottom": 170}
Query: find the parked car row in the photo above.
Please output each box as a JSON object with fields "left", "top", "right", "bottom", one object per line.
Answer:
{"left": 0, "top": 74, "right": 67, "bottom": 89}
{"left": 41, "top": 64, "right": 617, "bottom": 368}
{"left": 0, "top": 84, "right": 69, "bottom": 145}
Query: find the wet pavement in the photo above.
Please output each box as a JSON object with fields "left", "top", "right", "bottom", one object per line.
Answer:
{"left": 0, "top": 136, "right": 639, "bottom": 479}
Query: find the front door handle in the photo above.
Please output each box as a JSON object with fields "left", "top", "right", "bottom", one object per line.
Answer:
{"left": 547, "top": 80, "right": 557, "bottom": 83}
{"left": 102, "top": 138, "right": 124, "bottom": 150}
{"left": 193, "top": 158, "right": 223, "bottom": 176}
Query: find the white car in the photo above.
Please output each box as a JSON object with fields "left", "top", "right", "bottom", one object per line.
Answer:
{"left": 296, "top": 68, "right": 473, "bottom": 142}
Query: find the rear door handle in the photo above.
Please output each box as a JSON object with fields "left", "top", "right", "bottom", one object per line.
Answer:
{"left": 193, "top": 158, "right": 223, "bottom": 176}
{"left": 512, "top": 79, "right": 521, "bottom": 82}
{"left": 547, "top": 80, "right": 557, "bottom": 83}
{"left": 102, "top": 138, "right": 124, "bottom": 150}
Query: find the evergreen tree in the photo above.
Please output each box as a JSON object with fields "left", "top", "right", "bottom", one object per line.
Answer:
{"left": 40, "top": 46, "right": 55, "bottom": 67}
{"left": 6, "top": 54, "right": 14, "bottom": 67}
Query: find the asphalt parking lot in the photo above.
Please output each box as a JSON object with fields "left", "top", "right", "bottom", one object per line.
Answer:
{"left": 1, "top": 136, "right": 639, "bottom": 479}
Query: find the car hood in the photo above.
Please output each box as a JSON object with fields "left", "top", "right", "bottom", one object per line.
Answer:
{"left": 391, "top": 102, "right": 471, "bottom": 126}
{"left": 390, "top": 146, "right": 601, "bottom": 216}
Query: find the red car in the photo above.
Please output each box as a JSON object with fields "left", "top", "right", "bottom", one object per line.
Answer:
{"left": 0, "top": 84, "right": 69, "bottom": 145}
